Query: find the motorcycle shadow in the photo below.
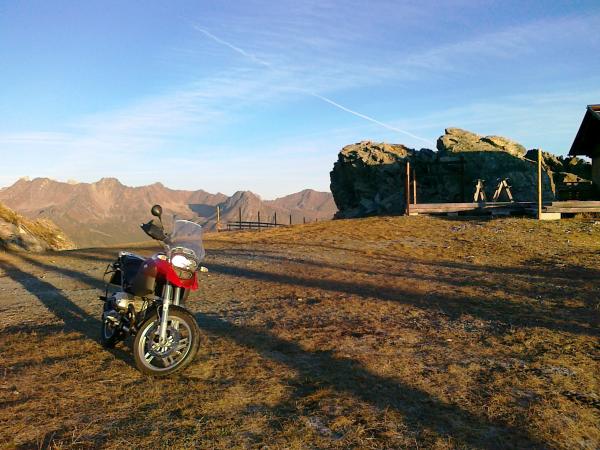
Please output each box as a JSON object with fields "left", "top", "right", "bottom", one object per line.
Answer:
{"left": 0, "top": 257, "right": 137, "bottom": 371}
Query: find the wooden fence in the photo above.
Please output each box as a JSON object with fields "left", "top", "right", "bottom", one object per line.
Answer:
{"left": 226, "top": 221, "right": 286, "bottom": 231}
{"left": 219, "top": 207, "right": 321, "bottom": 231}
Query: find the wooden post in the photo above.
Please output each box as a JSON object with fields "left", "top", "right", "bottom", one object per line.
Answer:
{"left": 412, "top": 169, "right": 417, "bottom": 205}
{"left": 303, "top": 216, "right": 306, "bottom": 224}
{"left": 239, "top": 207, "right": 242, "bottom": 230}
{"left": 289, "top": 214, "right": 292, "bottom": 225}
{"left": 460, "top": 156, "right": 465, "bottom": 202}
{"left": 274, "top": 211, "right": 277, "bottom": 225}
{"left": 405, "top": 161, "right": 411, "bottom": 215}
{"left": 216, "top": 206, "right": 220, "bottom": 230}
{"left": 537, "top": 149, "right": 542, "bottom": 220}
{"left": 258, "top": 211, "right": 261, "bottom": 230}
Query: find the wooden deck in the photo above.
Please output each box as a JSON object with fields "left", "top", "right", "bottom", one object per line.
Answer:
{"left": 409, "top": 201, "right": 600, "bottom": 218}
{"left": 410, "top": 201, "right": 533, "bottom": 215}
{"left": 540, "top": 201, "right": 600, "bottom": 213}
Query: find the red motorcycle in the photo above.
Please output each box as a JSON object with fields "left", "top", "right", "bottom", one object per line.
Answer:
{"left": 100, "top": 204, "right": 206, "bottom": 376}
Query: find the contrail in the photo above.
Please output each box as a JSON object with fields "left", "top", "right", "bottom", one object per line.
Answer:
{"left": 195, "top": 26, "right": 434, "bottom": 146}
{"left": 194, "top": 26, "right": 271, "bottom": 68}
{"left": 309, "top": 93, "right": 433, "bottom": 145}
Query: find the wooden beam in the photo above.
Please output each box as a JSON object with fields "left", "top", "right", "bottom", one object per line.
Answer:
{"left": 537, "top": 149, "right": 542, "bottom": 220}
{"left": 412, "top": 169, "right": 417, "bottom": 205}
{"left": 549, "top": 201, "right": 600, "bottom": 207}
{"left": 459, "top": 156, "right": 465, "bottom": 202}
{"left": 405, "top": 161, "right": 411, "bottom": 216}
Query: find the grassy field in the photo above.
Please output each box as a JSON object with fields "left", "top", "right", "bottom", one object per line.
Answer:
{"left": 0, "top": 215, "right": 598, "bottom": 449}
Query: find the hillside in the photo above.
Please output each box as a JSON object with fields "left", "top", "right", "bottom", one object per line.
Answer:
{"left": 0, "top": 202, "right": 74, "bottom": 251}
{"left": 0, "top": 178, "right": 336, "bottom": 247}
{"left": 0, "top": 215, "right": 597, "bottom": 448}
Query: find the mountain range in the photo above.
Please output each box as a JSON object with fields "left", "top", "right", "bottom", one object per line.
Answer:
{"left": 0, "top": 178, "right": 336, "bottom": 247}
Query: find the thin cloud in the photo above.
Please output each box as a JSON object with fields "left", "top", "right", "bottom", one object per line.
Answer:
{"left": 309, "top": 93, "right": 433, "bottom": 145}
{"left": 194, "top": 26, "right": 272, "bottom": 68}
{"left": 194, "top": 25, "right": 434, "bottom": 145}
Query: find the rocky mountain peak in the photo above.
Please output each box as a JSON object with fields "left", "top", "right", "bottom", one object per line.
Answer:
{"left": 97, "top": 177, "right": 123, "bottom": 186}
{"left": 0, "top": 179, "right": 336, "bottom": 247}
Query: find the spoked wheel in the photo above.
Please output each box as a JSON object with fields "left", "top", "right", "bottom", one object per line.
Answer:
{"left": 133, "top": 306, "right": 201, "bottom": 376}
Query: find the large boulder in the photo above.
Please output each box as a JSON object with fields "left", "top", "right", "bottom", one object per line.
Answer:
{"left": 330, "top": 141, "right": 431, "bottom": 218}
{"left": 438, "top": 127, "right": 527, "bottom": 157}
{"left": 330, "top": 129, "right": 555, "bottom": 219}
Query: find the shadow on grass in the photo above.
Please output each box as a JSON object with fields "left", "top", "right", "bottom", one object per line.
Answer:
{"left": 0, "top": 250, "right": 548, "bottom": 447}
{"left": 196, "top": 312, "right": 546, "bottom": 449}
{"left": 215, "top": 247, "right": 599, "bottom": 309}
{"left": 13, "top": 245, "right": 596, "bottom": 341}
{"left": 212, "top": 239, "right": 600, "bottom": 281}
{"left": 0, "top": 255, "right": 134, "bottom": 367}
{"left": 205, "top": 260, "right": 598, "bottom": 337}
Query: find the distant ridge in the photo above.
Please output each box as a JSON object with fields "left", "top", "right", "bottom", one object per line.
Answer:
{"left": 0, "top": 178, "right": 336, "bottom": 247}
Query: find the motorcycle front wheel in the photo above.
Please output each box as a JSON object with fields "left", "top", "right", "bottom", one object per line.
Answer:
{"left": 133, "top": 305, "right": 201, "bottom": 376}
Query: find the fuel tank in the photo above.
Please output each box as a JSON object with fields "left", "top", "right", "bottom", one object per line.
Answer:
{"left": 130, "top": 259, "right": 158, "bottom": 296}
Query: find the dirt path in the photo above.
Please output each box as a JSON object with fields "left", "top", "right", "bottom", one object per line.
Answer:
{"left": 0, "top": 216, "right": 598, "bottom": 449}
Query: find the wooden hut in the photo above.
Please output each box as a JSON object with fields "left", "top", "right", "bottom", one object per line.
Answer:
{"left": 569, "top": 104, "right": 600, "bottom": 185}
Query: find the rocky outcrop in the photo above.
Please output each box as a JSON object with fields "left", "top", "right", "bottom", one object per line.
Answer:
{"left": 331, "top": 129, "right": 559, "bottom": 219}
{"left": 438, "top": 127, "right": 526, "bottom": 157}
{"left": 0, "top": 202, "right": 74, "bottom": 252}
{"left": 524, "top": 150, "right": 592, "bottom": 184}
{"left": 330, "top": 142, "right": 422, "bottom": 218}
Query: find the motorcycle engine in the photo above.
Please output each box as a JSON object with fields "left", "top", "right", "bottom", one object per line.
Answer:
{"left": 112, "top": 292, "right": 148, "bottom": 313}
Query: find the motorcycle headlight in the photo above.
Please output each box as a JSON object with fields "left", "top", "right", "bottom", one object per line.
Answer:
{"left": 171, "top": 254, "right": 198, "bottom": 271}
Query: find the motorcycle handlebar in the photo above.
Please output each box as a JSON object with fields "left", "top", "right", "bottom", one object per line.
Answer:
{"left": 140, "top": 220, "right": 169, "bottom": 242}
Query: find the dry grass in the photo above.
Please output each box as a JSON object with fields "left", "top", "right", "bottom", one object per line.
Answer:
{"left": 0, "top": 215, "right": 598, "bottom": 449}
{"left": 0, "top": 203, "right": 73, "bottom": 250}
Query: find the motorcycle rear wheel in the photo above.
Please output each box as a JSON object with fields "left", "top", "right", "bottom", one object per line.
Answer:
{"left": 100, "top": 304, "right": 121, "bottom": 348}
{"left": 133, "top": 305, "right": 201, "bottom": 376}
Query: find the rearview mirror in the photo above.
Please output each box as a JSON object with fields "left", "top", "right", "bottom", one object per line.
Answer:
{"left": 151, "top": 204, "right": 163, "bottom": 219}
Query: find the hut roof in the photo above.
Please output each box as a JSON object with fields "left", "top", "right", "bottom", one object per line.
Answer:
{"left": 569, "top": 104, "right": 600, "bottom": 158}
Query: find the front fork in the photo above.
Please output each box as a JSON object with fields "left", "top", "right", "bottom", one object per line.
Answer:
{"left": 158, "top": 284, "right": 182, "bottom": 344}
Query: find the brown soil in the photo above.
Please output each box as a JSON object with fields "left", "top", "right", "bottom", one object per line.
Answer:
{"left": 0, "top": 216, "right": 598, "bottom": 449}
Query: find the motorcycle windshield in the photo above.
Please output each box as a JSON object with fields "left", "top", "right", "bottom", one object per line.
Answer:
{"left": 168, "top": 220, "right": 206, "bottom": 262}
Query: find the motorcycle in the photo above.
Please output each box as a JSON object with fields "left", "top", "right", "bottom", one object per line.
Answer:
{"left": 99, "top": 204, "right": 206, "bottom": 376}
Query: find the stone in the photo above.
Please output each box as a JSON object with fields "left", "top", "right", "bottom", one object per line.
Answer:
{"left": 330, "top": 129, "right": 557, "bottom": 219}
{"left": 437, "top": 127, "right": 526, "bottom": 157}
{"left": 563, "top": 156, "right": 592, "bottom": 180}
{"left": 524, "top": 149, "right": 592, "bottom": 187}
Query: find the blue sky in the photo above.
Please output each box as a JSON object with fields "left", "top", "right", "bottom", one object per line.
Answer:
{"left": 1, "top": 0, "right": 599, "bottom": 198}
